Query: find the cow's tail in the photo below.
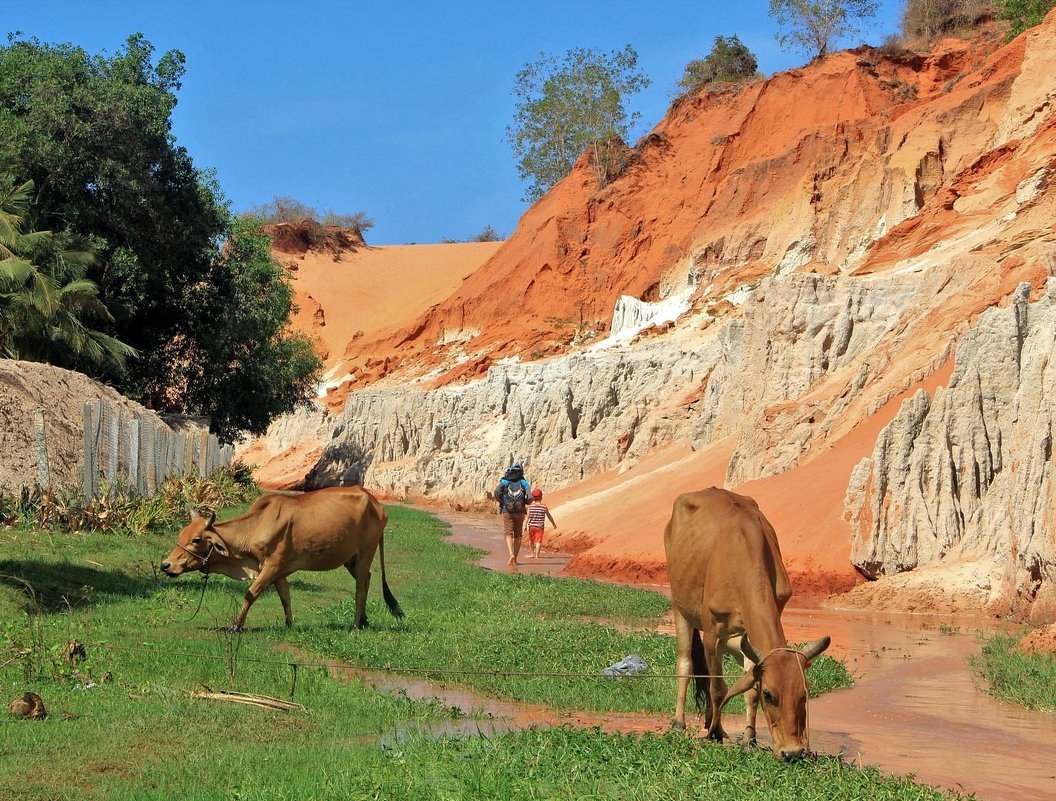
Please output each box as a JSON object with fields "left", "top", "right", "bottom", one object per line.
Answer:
{"left": 378, "top": 530, "right": 405, "bottom": 621}
{"left": 691, "top": 628, "right": 709, "bottom": 715}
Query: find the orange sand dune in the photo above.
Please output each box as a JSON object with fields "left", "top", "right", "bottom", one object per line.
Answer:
{"left": 286, "top": 241, "right": 501, "bottom": 376}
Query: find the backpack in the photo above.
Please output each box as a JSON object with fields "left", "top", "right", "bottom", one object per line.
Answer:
{"left": 500, "top": 478, "right": 528, "bottom": 513}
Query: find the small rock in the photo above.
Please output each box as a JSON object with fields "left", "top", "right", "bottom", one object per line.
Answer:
{"left": 9, "top": 692, "right": 46, "bottom": 719}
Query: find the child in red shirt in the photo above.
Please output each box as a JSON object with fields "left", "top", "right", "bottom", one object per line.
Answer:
{"left": 526, "top": 488, "right": 557, "bottom": 558}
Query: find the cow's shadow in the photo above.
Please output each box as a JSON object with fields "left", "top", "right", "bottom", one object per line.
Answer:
{"left": 0, "top": 558, "right": 159, "bottom": 613}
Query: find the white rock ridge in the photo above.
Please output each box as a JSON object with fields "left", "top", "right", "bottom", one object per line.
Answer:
{"left": 846, "top": 280, "right": 1056, "bottom": 621}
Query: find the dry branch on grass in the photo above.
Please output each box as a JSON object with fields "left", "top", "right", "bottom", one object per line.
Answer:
{"left": 190, "top": 689, "right": 305, "bottom": 713}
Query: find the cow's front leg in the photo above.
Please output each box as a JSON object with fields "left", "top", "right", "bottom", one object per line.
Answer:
{"left": 700, "top": 628, "right": 728, "bottom": 742}
{"left": 727, "top": 635, "right": 758, "bottom": 746}
{"left": 274, "top": 576, "right": 294, "bottom": 628}
{"left": 230, "top": 563, "right": 281, "bottom": 632}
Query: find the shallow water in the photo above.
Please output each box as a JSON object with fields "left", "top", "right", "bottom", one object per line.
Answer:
{"left": 400, "top": 508, "right": 1056, "bottom": 800}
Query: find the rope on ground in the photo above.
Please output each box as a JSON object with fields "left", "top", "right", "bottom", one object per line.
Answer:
{"left": 88, "top": 641, "right": 742, "bottom": 681}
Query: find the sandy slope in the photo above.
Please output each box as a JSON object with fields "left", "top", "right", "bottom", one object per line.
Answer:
{"left": 286, "top": 241, "right": 501, "bottom": 388}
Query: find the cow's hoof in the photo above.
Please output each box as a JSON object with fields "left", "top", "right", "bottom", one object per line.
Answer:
{"left": 707, "top": 728, "right": 727, "bottom": 743}
{"left": 670, "top": 719, "right": 686, "bottom": 731}
{"left": 740, "top": 730, "right": 757, "bottom": 748}
{"left": 225, "top": 625, "right": 244, "bottom": 635}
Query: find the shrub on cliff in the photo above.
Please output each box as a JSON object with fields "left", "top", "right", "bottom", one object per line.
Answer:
{"left": 677, "top": 35, "right": 760, "bottom": 95}
{"left": 246, "top": 196, "right": 374, "bottom": 239}
{"left": 901, "top": 0, "right": 994, "bottom": 41}
{"left": 506, "top": 46, "right": 651, "bottom": 201}
{"left": 998, "top": 0, "right": 1056, "bottom": 36}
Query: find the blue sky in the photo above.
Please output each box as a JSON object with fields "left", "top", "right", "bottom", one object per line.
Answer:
{"left": 3, "top": 1, "right": 904, "bottom": 244}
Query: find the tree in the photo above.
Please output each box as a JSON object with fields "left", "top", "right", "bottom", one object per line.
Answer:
{"left": 769, "top": 0, "right": 880, "bottom": 56}
{"left": 177, "top": 216, "right": 322, "bottom": 442}
{"left": 0, "top": 33, "right": 226, "bottom": 393}
{"left": 506, "top": 46, "right": 651, "bottom": 202}
{"left": 0, "top": 34, "right": 318, "bottom": 440}
{"left": 998, "top": 0, "right": 1056, "bottom": 37}
{"left": 0, "top": 174, "right": 135, "bottom": 372}
{"left": 677, "top": 35, "right": 760, "bottom": 95}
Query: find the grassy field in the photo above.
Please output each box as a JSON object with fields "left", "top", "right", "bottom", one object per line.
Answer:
{"left": 0, "top": 503, "right": 967, "bottom": 800}
{"left": 969, "top": 632, "right": 1056, "bottom": 713}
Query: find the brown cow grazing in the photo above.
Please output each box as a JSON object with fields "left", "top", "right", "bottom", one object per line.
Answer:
{"left": 664, "top": 487, "right": 830, "bottom": 761}
{"left": 160, "top": 486, "right": 403, "bottom": 632}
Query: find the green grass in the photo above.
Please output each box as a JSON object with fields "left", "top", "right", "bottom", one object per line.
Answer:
{"left": 969, "top": 632, "right": 1056, "bottom": 713}
{"left": 292, "top": 506, "right": 853, "bottom": 713}
{"left": 0, "top": 503, "right": 961, "bottom": 800}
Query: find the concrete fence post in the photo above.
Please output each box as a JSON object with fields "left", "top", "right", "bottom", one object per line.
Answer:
{"left": 32, "top": 409, "right": 50, "bottom": 490}
{"left": 82, "top": 401, "right": 98, "bottom": 501}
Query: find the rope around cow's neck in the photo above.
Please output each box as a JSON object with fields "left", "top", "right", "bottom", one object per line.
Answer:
{"left": 173, "top": 540, "right": 216, "bottom": 622}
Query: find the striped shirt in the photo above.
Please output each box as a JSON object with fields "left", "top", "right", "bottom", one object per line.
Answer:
{"left": 527, "top": 503, "right": 549, "bottom": 528}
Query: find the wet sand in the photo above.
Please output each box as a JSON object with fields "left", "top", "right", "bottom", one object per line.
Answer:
{"left": 423, "top": 507, "right": 1056, "bottom": 801}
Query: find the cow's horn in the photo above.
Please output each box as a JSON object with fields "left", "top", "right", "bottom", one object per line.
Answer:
{"left": 205, "top": 510, "right": 216, "bottom": 527}
{"left": 799, "top": 636, "right": 832, "bottom": 662}
{"left": 188, "top": 505, "right": 200, "bottom": 520}
{"left": 740, "top": 633, "right": 761, "bottom": 664}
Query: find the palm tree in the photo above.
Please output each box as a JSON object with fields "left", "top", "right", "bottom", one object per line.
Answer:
{"left": 0, "top": 175, "right": 136, "bottom": 373}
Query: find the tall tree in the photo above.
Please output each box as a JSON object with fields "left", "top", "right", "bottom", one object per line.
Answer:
{"left": 769, "top": 0, "right": 879, "bottom": 56}
{"left": 179, "top": 216, "right": 321, "bottom": 442}
{"left": 0, "top": 34, "right": 319, "bottom": 440}
{"left": 506, "top": 46, "right": 651, "bottom": 202}
{"left": 0, "top": 33, "right": 226, "bottom": 393}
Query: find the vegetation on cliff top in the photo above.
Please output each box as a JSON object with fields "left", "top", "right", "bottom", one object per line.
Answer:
{"left": 506, "top": 45, "right": 650, "bottom": 202}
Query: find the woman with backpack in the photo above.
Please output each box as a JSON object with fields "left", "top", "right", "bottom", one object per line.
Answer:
{"left": 494, "top": 462, "right": 532, "bottom": 566}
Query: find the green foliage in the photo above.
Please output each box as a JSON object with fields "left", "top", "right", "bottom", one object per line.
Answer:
{"left": 0, "top": 465, "right": 260, "bottom": 535}
{"left": 245, "top": 195, "right": 374, "bottom": 237}
{"left": 0, "top": 173, "right": 136, "bottom": 372}
{"left": 178, "top": 216, "right": 322, "bottom": 441}
{"left": 507, "top": 45, "right": 651, "bottom": 202}
{"left": 969, "top": 631, "right": 1056, "bottom": 712}
{"left": 998, "top": 0, "right": 1056, "bottom": 36}
{"left": 769, "top": 0, "right": 880, "bottom": 55}
{"left": 677, "top": 35, "right": 760, "bottom": 95}
{"left": 0, "top": 33, "right": 229, "bottom": 394}
{"left": 0, "top": 35, "right": 320, "bottom": 439}
{"left": 901, "top": 0, "right": 994, "bottom": 40}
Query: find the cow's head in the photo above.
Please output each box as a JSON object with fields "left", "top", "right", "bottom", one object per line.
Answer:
{"left": 721, "top": 634, "right": 831, "bottom": 761}
{"left": 160, "top": 509, "right": 228, "bottom": 577}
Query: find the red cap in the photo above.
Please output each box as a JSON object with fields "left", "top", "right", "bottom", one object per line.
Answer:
{"left": 532, "top": 488, "right": 543, "bottom": 499}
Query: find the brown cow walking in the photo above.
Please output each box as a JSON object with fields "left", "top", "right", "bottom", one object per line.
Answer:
{"left": 664, "top": 487, "right": 830, "bottom": 761}
{"left": 160, "top": 486, "right": 403, "bottom": 631}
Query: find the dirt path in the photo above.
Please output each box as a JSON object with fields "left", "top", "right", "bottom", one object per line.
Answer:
{"left": 425, "top": 508, "right": 1056, "bottom": 801}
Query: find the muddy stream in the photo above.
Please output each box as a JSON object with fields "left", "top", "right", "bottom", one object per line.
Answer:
{"left": 339, "top": 508, "right": 1056, "bottom": 800}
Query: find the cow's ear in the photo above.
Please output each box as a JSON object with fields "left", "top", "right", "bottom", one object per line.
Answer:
{"left": 206, "top": 532, "right": 228, "bottom": 556}
{"left": 718, "top": 664, "right": 761, "bottom": 713}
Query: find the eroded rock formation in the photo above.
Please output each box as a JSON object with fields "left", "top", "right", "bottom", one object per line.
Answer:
{"left": 846, "top": 281, "right": 1056, "bottom": 621}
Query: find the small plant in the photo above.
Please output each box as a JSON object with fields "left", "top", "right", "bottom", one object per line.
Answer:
{"left": 998, "top": 0, "right": 1056, "bottom": 37}
{"left": 938, "top": 622, "right": 960, "bottom": 635}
